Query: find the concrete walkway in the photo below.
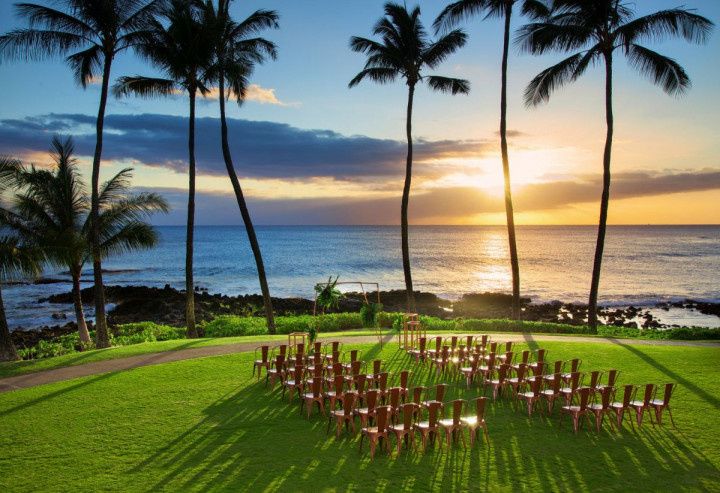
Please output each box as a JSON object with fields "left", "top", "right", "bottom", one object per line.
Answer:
{"left": 0, "top": 332, "right": 717, "bottom": 393}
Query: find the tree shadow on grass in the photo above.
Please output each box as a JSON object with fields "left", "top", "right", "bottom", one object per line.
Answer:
{"left": 128, "top": 344, "right": 719, "bottom": 492}
{"left": 608, "top": 339, "right": 720, "bottom": 409}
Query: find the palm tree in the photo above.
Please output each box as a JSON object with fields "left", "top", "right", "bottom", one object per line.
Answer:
{"left": 0, "top": 157, "right": 42, "bottom": 361}
{"left": 200, "top": 0, "right": 279, "bottom": 334}
{"left": 349, "top": 2, "right": 470, "bottom": 312}
{"left": 518, "top": 0, "right": 713, "bottom": 331}
{"left": 9, "top": 137, "right": 168, "bottom": 345}
{"left": 114, "top": 0, "right": 213, "bottom": 339}
{"left": 0, "top": 0, "right": 165, "bottom": 348}
{"left": 434, "top": 0, "right": 549, "bottom": 320}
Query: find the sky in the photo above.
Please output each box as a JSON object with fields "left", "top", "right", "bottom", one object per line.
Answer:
{"left": 0, "top": 0, "right": 719, "bottom": 225}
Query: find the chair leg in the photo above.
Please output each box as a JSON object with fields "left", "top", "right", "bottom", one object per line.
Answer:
{"left": 667, "top": 406, "right": 676, "bottom": 428}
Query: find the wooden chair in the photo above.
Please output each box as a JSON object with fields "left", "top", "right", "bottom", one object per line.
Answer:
{"left": 517, "top": 373, "right": 544, "bottom": 417}
{"left": 497, "top": 342, "right": 514, "bottom": 363}
{"left": 460, "top": 357, "right": 480, "bottom": 388}
{"left": 478, "top": 352, "right": 496, "bottom": 384}
{"left": 342, "top": 349, "right": 361, "bottom": 372}
{"left": 462, "top": 397, "right": 489, "bottom": 447}
{"left": 483, "top": 341, "right": 498, "bottom": 361}
{"left": 408, "top": 337, "right": 427, "bottom": 363}
{"left": 369, "top": 359, "right": 382, "bottom": 386}
{"left": 324, "top": 341, "right": 343, "bottom": 361}
{"left": 445, "top": 336, "right": 459, "bottom": 356}
{"left": 414, "top": 401, "right": 442, "bottom": 451}
{"left": 311, "top": 341, "right": 323, "bottom": 356}
{"left": 543, "top": 360, "right": 563, "bottom": 385}
{"left": 253, "top": 345, "right": 271, "bottom": 380}
{"left": 411, "top": 386, "right": 426, "bottom": 414}
{"left": 397, "top": 370, "right": 411, "bottom": 402}
{"left": 504, "top": 362, "right": 528, "bottom": 399}
{"left": 630, "top": 383, "right": 656, "bottom": 426}
{"left": 354, "top": 373, "right": 369, "bottom": 404}
{"left": 324, "top": 374, "right": 346, "bottom": 411}
{"left": 328, "top": 390, "right": 358, "bottom": 438}
{"left": 610, "top": 384, "right": 636, "bottom": 430}
{"left": 301, "top": 377, "right": 326, "bottom": 418}
{"left": 389, "top": 403, "right": 418, "bottom": 454}
{"left": 540, "top": 372, "right": 563, "bottom": 415}
{"left": 360, "top": 405, "right": 392, "bottom": 460}
{"left": 426, "top": 336, "right": 443, "bottom": 360}
{"left": 588, "top": 385, "right": 614, "bottom": 432}
{"left": 650, "top": 383, "right": 676, "bottom": 427}
{"left": 355, "top": 389, "right": 379, "bottom": 428}
{"left": 385, "top": 387, "right": 402, "bottom": 421}
{"left": 273, "top": 344, "right": 288, "bottom": 359}
{"left": 376, "top": 372, "right": 389, "bottom": 400}
{"left": 581, "top": 370, "right": 603, "bottom": 391}
{"left": 511, "top": 350, "right": 531, "bottom": 374}
{"left": 438, "top": 399, "right": 466, "bottom": 449}
{"left": 486, "top": 364, "right": 510, "bottom": 401}
{"left": 463, "top": 335, "right": 475, "bottom": 356}
{"left": 422, "top": 383, "right": 448, "bottom": 409}
{"left": 281, "top": 364, "right": 305, "bottom": 402}
{"left": 266, "top": 354, "right": 286, "bottom": 389}
{"left": 560, "top": 387, "right": 592, "bottom": 433}
{"left": 430, "top": 346, "right": 451, "bottom": 375}
{"left": 598, "top": 369, "right": 620, "bottom": 390}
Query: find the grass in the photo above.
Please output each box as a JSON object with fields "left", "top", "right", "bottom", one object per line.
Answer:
{"left": 1, "top": 339, "right": 719, "bottom": 492}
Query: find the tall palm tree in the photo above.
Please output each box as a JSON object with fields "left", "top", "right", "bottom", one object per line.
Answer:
{"left": 518, "top": 0, "right": 713, "bottom": 331}
{"left": 434, "top": 0, "right": 549, "bottom": 320}
{"left": 114, "top": 0, "right": 213, "bottom": 339}
{"left": 0, "top": 157, "right": 42, "bottom": 361}
{"left": 0, "top": 0, "right": 165, "bottom": 348}
{"left": 200, "top": 0, "right": 279, "bottom": 334}
{"left": 9, "top": 137, "right": 168, "bottom": 344}
{"left": 349, "top": 2, "right": 470, "bottom": 312}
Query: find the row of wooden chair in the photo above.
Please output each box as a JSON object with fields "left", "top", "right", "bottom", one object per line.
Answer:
{"left": 253, "top": 342, "right": 352, "bottom": 379}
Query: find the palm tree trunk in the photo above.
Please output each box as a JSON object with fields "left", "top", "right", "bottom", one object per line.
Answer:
{"left": 588, "top": 52, "right": 614, "bottom": 333}
{"left": 0, "top": 285, "right": 19, "bottom": 362}
{"left": 217, "top": 75, "right": 276, "bottom": 334}
{"left": 402, "top": 84, "right": 416, "bottom": 313}
{"left": 500, "top": 7, "right": 521, "bottom": 320}
{"left": 71, "top": 268, "right": 91, "bottom": 344}
{"left": 90, "top": 56, "right": 112, "bottom": 349}
{"left": 185, "top": 89, "right": 198, "bottom": 338}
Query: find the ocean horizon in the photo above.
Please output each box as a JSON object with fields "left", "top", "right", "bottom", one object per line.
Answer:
{"left": 5, "top": 224, "right": 720, "bottom": 330}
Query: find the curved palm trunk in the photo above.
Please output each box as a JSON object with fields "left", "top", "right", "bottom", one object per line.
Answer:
{"left": 0, "top": 286, "right": 19, "bottom": 361}
{"left": 588, "top": 53, "right": 614, "bottom": 332}
{"left": 402, "top": 84, "right": 416, "bottom": 312}
{"left": 71, "top": 267, "right": 91, "bottom": 344}
{"left": 500, "top": 8, "right": 521, "bottom": 320}
{"left": 185, "top": 89, "right": 198, "bottom": 338}
{"left": 218, "top": 76, "right": 276, "bottom": 334}
{"left": 90, "top": 57, "right": 112, "bottom": 348}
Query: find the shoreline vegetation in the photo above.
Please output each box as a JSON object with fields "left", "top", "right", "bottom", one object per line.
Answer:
{"left": 6, "top": 284, "right": 719, "bottom": 363}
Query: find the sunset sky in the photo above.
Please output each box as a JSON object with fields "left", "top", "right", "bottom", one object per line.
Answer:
{"left": 0, "top": 0, "right": 718, "bottom": 225}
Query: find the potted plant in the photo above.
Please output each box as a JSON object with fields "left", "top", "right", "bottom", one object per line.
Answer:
{"left": 360, "top": 302, "right": 383, "bottom": 329}
{"left": 315, "top": 276, "right": 343, "bottom": 313}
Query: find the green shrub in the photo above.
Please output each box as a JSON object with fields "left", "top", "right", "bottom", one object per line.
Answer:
{"left": 113, "top": 322, "right": 186, "bottom": 345}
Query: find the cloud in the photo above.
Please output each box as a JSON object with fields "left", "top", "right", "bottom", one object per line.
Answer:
{"left": 146, "top": 169, "right": 720, "bottom": 225}
{"left": 494, "top": 129, "right": 527, "bottom": 138}
{"left": 0, "top": 113, "right": 491, "bottom": 180}
{"left": 195, "top": 84, "right": 298, "bottom": 106}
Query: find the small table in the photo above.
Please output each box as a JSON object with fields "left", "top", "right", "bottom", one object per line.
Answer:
{"left": 400, "top": 313, "right": 424, "bottom": 349}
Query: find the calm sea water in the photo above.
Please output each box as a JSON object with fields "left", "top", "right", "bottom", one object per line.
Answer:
{"left": 4, "top": 225, "right": 720, "bottom": 329}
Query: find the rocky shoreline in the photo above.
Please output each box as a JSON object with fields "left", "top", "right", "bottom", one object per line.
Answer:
{"left": 8, "top": 284, "right": 718, "bottom": 349}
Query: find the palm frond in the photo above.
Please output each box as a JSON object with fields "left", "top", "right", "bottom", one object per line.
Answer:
{"left": 423, "top": 29, "right": 467, "bottom": 69}
{"left": 616, "top": 8, "right": 714, "bottom": 47}
{"left": 433, "top": 0, "right": 486, "bottom": 33}
{"left": 425, "top": 75, "right": 470, "bottom": 95}
{"left": 66, "top": 44, "right": 103, "bottom": 87}
{"left": 515, "top": 21, "right": 592, "bottom": 54}
{"left": 348, "top": 67, "right": 398, "bottom": 88}
{"left": 0, "top": 29, "right": 88, "bottom": 62}
{"left": 626, "top": 44, "right": 690, "bottom": 95}
{"left": 14, "top": 2, "right": 96, "bottom": 38}
{"left": 524, "top": 51, "right": 587, "bottom": 106}
{"left": 113, "top": 76, "right": 177, "bottom": 98}
{"left": 0, "top": 235, "right": 43, "bottom": 282}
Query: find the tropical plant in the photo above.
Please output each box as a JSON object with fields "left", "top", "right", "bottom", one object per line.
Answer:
{"left": 518, "top": 0, "right": 713, "bottom": 331}
{"left": 315, "top": 276, "right": 343, "bottom": 313}
{"left": 360, "top": 302, "right": 384, "bottom": 328}
{"left": 434, "top": 0, "right": 550, "bottom": 320}
{"left": 349, "top": 2, "right": 470, "bottom": 312}
{"left": 8, "top": 137, "right": 168, "bottom": 344}
{"left": 114, "top": 0, "right": 213, "bottom": 339}
{"left": 199, "top": 0, "right": 279, "bottom": 334}
{"left": 0, "top": 0, "right": 166, "bottom": 348}
{"left": 0, "top": 157, "right": 43, "bottom": 361}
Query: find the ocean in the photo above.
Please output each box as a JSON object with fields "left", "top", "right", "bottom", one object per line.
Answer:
{"left": 4, "top": 225, "right": 720, "bottom": 329}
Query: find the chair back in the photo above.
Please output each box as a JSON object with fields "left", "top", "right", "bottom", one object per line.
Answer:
{"left": 329, "top": 351, "right": 340, "bottom": 365}
{"left": 355, "top": 374, "right": 368, "bottom": 394}
{"left": 486, "top": 353, "right": 496, "bottom": 371}
{"left": 346, "top": 349, "right": 360, "bottom": 364}
{"left": 480, "top": 334, "right": 489, "bottom": 349}
{"left": 412, "top": 386, "right": 426, "bottom": 405}
{"left": 375, "top": 406, "right": 392, "bottom": 431}
{"left": 273, "top": 354, "right": 285, "bottom": 371}
{"left": 377, "top": 372, "right": 389, "bottom": 392}
{"left": 550, "top": 360, "right": 563, "bottom": 375}
{"left": 533, "top": 362, "right": 546, "bottom": 376}
{"left": 496, "top": 364, "right": 510, "bottom": 382}
{"left": 473, "top": 396, "right": 487, "bottom": 421}
{"left": 296, "top": 343, "right": 305, "bottom": 356}
{"left": 605, "top": 369, "right": 619, "bottom": 388}
{"left": 504, "top": 341, "right": 514, "bottom": 353}
{"left": 659, "top": 383, "right": 675, "bottom": 405}
{"left": 465, "top": 335, "right": 474, "bottom": 349}
{"left": 292, "top": 364, "right": 304, "bottom": 383}
{"left": 641, "top": 383, "right": 655, "bottom": 405}
{"left": 565, "top": 358, "right": 581, "bottom": 373}
{"left": 388, "top": 387, "right": 401, "bottom": 409}
{"left": 535, "top": 349, "right": 546, "bottom": 364}
{"left": 515, "top": 363, "right": 527, "bottom": 381}
{"left": 529, "top": 375, "right": 543, "bottom": 394}
{"left": 311, "top": 351, "right": 322, "bottom": 366}
{"left": 426, "top": 402, "right": 442, "bottom": 426}
{"left": 331, "top": 362, "right": 343, "bottom": 377}
{"left": 449, "top": 336, "right": 458, "bottom": 350}
{"left": 399, "top": 370, "right": 410, "bottom": 389}
{"left": 432, "top": 336, "right": 442, "bottom": 352}
{"left": 349, "top": 360, "right": 362, "bottom": 377}
{"left": 568, "top": 372, "right": 581, "bottom": 391}
{"left": 504, "top": 351, "right": 514, "bottom": 365}
{"left": 330, "top": 341, "right": 341, "bottom": 353}
{"left": 450, "top": 399, "right": 464, "bottom": 425}
{"left": 372, "top": 359, "right": 382, "bottom": 375}
{"left": 435, "top": 383, "right": 448, "bottom": 402}
{"left": 519, "top": 350, "right": 530, "bottom": 365}
{"left": 333, "top": 374, "right": 345, "bottom": 394}
{"left": 587, "top": 370, "right": 602, "bottom": 389}
{"left": 488, "top": 341, "right": 498, "bottom": 354}
{"left": 365, "top": 390, "right": 379, "bottom": 411}
{"left": 259, "top": 345, "right": 270, "bottom": 363}
{"left": 311, "top": 377, "right": 322, "bottom": 397}
{"left": 400, "top": 403, "right": 417, "bottom": 428}
{"left": 577, "top": 387, "right": 592, "bottom": 410}
{"left": 312, "top": 341, "right": 322, "bottom": 354}
{"left": 418, "top": 337, "right": 427, "bottom": 352}
{"left": 597, "top": 385, "right": 613, "bottom": 409}
{"left": 620, "top": 384, "right": 635, "bottom": 407}
{"left": 343, "top": 391, "right": 358, "bottom": 414}
{"left": 549, "top": 373, "right": 562, "bottom": 393}
{"left": 440, "top": 346, "right": 450, "bottom": 361}
{"left": 276, "top": 344, "right": 288, "bottom": 358}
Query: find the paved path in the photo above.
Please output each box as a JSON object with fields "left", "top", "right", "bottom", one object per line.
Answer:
{"left": 0, "top": 333, "right": 717, "bottom": 393}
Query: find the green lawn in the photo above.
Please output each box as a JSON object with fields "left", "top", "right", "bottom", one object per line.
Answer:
{"left": 1, "top": 339, "right": 719, "bottom": 492}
